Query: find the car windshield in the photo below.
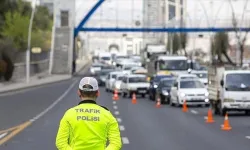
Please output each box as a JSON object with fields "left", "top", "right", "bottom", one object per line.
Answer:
{"left": 92, "top": 64, "right": 102, "bottom": 67}
{"left": 188, "top": 61, "right": 202, "bottom": 70}
{"left": 117, "top": 56, "right": 128, "bottom": 59}
{"left": 225, "top": 73, "right": 250, "bottom": 91}
{"left": 159, "top": 60, "right": 188, "bottom": 70}
{"left": 101, "top": 66, "right": 114, "bottom": 69}
{"left": 194, "top": 73, "right": 207, "bottom": 78}
{"left": 124, "top": 66, "right": 133, "bottom": 70}
{"left": 101, "top": 57, "right": 111, "bottom": 60}
{"left": 153, "top": 75, "right": 168, "bottom": 83}
{"left": 161, "top": 79, "right": 175, "bottom": 87}
{"left": 129, "top": 77, "right": 147, "bottom": 83}
{"left": 100, "top": 70, "right": 112, "bottom": 76}
{"left": 180, "top": 80, "right": 205, "bottom": 89}
{"left": 111, "top": 74, "right": 118, "bottom": 79}
{"left": 117, "top": 76, "right": 123, "bottom": 80}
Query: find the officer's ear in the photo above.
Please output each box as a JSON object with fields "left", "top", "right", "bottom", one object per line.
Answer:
{"left": 77, "top": 90, "right": 81, "bottom": 98}
{"left": 96, "top": 90, "right": 100, "bottom": 97}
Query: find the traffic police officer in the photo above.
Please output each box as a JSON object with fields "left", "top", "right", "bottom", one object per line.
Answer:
{"left": 56, "top": 77, "right": 122, "bottom": 150}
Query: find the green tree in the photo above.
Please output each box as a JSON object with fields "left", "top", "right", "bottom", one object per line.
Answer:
{"left": 1, "top": 10, "right": 29, "bottom": 51}
{"left": 172, "top": 33, "right": 180, "bottom": 54}
{"left": 34, "top": 6, "right": 52, "bottom": 30}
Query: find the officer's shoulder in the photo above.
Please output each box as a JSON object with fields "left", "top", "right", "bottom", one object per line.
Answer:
{"left": 99, "top": 105, "right": 110, "bottom": 111}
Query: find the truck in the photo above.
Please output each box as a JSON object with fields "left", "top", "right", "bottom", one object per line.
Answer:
{"left": 146, "top": 55, "right": 189, "bottom": 77}
{"left": 208, "top": 64, "right": 250, "bottom": 116}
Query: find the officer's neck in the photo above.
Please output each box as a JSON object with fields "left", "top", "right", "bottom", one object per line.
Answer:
{"left": 81, "top": 97, "right": 96, "bottom": 101}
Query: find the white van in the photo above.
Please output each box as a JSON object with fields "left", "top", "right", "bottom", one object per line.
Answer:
{"left": 99, "top": 52, "right": 112, "bottom": 65}
{"left": 208, "top": 66, "right": 250, "bottom": 115}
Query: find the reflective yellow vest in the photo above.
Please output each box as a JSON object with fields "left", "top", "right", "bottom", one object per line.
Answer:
{"left": 56, "top": 100, "right": 122, "bottom": 150}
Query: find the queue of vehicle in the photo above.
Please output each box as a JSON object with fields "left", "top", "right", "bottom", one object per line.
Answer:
{"left": 91, "top": 49, "right": 250, "bottom": 116}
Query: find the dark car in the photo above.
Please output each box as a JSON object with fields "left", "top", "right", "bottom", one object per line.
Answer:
{"left": 148, "top": 74, "right": 173, "bottom": 101}
{"left": 156, "top": 77, "right": 176, "bottom": 104}
{"left": 96, "top": 69, "right": 114, "bottom": 86}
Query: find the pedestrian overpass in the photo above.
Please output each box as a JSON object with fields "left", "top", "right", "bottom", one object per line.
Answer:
{"left": 50, "top": 0, "right": 250, "bottom": 75}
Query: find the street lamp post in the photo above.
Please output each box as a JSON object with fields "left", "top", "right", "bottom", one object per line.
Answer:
{"left": 26, "top": 0, "right": 37, "bottom": 83}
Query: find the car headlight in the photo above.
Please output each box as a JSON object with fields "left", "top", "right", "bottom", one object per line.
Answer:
{"left": 115, "top": 83, "right": 120, "bottom": 89}
{"left": 180, "top": 93, "right": 186, "bottom": 97}
{"left": 205, "top": 92, "right": 209, "bottom": 97}
{"left": 162, "top": 90, "right": 169, "bottom": 96}
{"left": 90, "top": 68, "right": 95, "bottom": 73}
{"left": 224, "top": 98, "right": 235, "bottom": 102}
{"left": 138, "top": 62, "right": 142, "bottom": 66}
{"left": 153, "top": 84, "right": 158, "bottom": 88}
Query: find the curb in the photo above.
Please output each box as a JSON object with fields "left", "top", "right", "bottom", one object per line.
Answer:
{"left": 0, "top": 61, "right": 90, "bottom": 95}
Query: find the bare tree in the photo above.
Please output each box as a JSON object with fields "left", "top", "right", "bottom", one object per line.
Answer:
{"left": 179, "top": 33, "right": 188, "bottom": 56}
{"left": 172, "top": 33, "right": 180, "bottom": 54}
{"left": 229, "top": 0, "right": 249, "bottom": 66}
{"left": 211, "top": 32, "right": 235, "bottom": 65}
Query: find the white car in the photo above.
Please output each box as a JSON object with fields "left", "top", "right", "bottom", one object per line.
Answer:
{"left": 89, "top": 63, "right": 103, "bottom": 75}
{"left": 105, "top": 71, "right": 123, "bottom": 92}
{"left": 191, "top": 70, "right": 208, "bottom": 85}
{"left": 120, "top": 74, "right": 150, "bottom": 98}
{"left": 176, "top": 74, "right": 199, "bottom": 80}
{"left": 170, "top": 78, "right": 209, "bottom": 106}
{"left": 121, "top": 65, "right": 134, "bottom": 74}
{"left": 111, "top": 75, "right": 124, "bottom": 93}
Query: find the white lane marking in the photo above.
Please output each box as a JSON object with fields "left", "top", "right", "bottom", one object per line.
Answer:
{"left": 204, "top": 116, "right": 208, "bottom": 120}
{"left": 245, "top": 136, "right": 250, "bottom": 139}
{"left": 190, "top": 110, "right": 198, "bottom": 114}
{"left": 30, "top": 79, "right": 78, "bottom": 122}
{"left": 122, "top": 137, "right": 130, "bottom": 144}
{"left": 113, "top": 101, "right": 116, "bottom": 104}
{"left": 113, "top": 105, "right": 118, "bottom": 109}
{"left": 119, "top": 125, "right": 125, "bottom": 131}
{"left": 0, "top": 132, "right": 7, "bottom": 139}
{"left": 114, "top": 111, "right": 120, "bottom": 115}
{"left": 117, "top": 118, "right": 122, "bottom": 123}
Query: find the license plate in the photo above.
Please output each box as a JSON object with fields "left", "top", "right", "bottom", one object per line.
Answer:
{"left": 139, "top": 90, "right": 146, "bottom": 93}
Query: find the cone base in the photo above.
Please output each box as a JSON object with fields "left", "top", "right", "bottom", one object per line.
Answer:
{"left": 113, "top": 97, "right": 119, "bottom": 100}
{"left": 206, "top": 119, "right": 215, "bottom": 123}
{"left": 221, "top": 127, "right": 232, "bottom": 130}
{"left": 182, "top": 109, "right": 188, "bottom": 112}
{"left": 155, "top": 105, "right": 161, "bottom": 108}
{"left": 132, "top": 100, "right": 137, "bottom": 104}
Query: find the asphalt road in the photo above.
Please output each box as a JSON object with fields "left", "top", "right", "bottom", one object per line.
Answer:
{"left": 1, "top": 68, "right": 250, "bottom": 149}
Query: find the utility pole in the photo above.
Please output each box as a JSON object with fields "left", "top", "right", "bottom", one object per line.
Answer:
{"left": 26, "top": 0, "right": 37, "bottom": 83}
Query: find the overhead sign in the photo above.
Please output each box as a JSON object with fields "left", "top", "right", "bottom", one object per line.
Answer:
{"left": 31, "top": 47, "right": 42, "bottom": 54}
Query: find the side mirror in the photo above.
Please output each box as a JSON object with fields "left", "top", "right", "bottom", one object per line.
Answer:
{"left": 220, "top": 80, "right": 224, "bottom": 87}
{"left": 188, "top": 68, "right": 192, "bottom": 73}
{"left": 172, "top": 87, "right": 177, "bottom": 90}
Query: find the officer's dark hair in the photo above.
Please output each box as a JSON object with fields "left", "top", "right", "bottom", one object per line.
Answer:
{"left": 79, "top": 84, "right": 98, "bottom": 98}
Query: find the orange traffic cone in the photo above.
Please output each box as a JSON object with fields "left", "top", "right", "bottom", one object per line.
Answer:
{"left": 131, "top": 93, "right": 137, "bottom": 104}
{"left": 112, "top": 89, "right": 119, "bottom": 101}
{"left": 182, "top": 100, "right": 188, "bottom": 112}
{"left": 221, "top": 113, "right": 232, "bottom": 131}
{"left": 155, "top": 97, "right": 161, "bottom": 108}
{"left": 206, "top": 108, "right": 214, "bottom": 123}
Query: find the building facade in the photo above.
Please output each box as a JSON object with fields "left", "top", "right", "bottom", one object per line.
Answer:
{"left": 39, "top": 0, "right": 53, "bottom": 14}
{"left": 143, "top": 0, "right": 186, "bottom": 47}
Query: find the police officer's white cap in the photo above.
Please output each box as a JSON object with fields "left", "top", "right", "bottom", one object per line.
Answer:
{"left": 79, "top": 77, "right": 99, "bottom": 91}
